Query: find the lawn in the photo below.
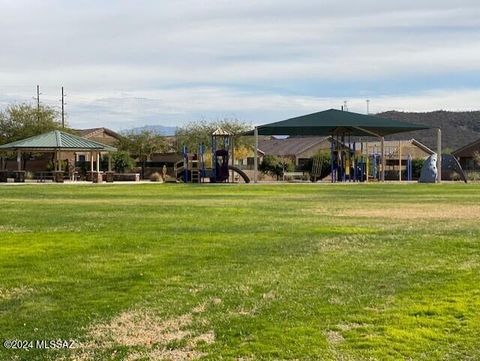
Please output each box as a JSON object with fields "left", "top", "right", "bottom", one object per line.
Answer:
{"left": 0, "top": 183, "right": 479, "bottom": 360}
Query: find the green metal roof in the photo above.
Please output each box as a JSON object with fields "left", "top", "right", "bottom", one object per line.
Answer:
{"left": 245, "top": 109, "right": 431, "bottom": 137}
{"left": 0, "top": 130, "right": 117, "bottom": 151}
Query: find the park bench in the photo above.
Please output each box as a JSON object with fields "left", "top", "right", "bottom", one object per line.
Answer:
{"left": 34, "top": 171, "right": 54, "bottom": 183}
{"left": 283, "top": 171, "right": 307, "bottom": 181}
{"left": 113, "top": 173, "right": 141, "bottom": 182}
{"left": 0, "top": 170, "right": 26, "bottom": 183}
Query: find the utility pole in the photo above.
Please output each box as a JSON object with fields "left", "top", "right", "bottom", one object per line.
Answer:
{"left": 366, "top": 99, "right": 370, "bottom": 115}
{"left": 36, "top": 85, "right": 41, "bottom": 121}
{"left": 36, "top": 85, "right": 40, "bottom": 111}
{"left": 61, "top": 86, "right": 65, "bottom": 129}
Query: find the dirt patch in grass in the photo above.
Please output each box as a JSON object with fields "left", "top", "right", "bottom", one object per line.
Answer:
{"left": 457, "top": 259, "right": 480, "bottom": 270}
{"left": 0, "top": 286, "right": 35, "bottom": 300}
{"left": 69, "top": 301, "right": 219, "bottom": 361}
{"left": 337, "top": 322, "right": 366, "bottom": 332}
{"left": 316, "top": 235, "right": 369, "bottom": 253}
{"left": 336, "top": 204, "right": 480, "bottom": 220}
{"left": 190, "top": 330, "right": 215, "bottom": 346}
{"left": 87, "top": 310, "right": 193, "bottom": 348}
{"left": 326, "top": 330, "right": 344, "bottom": 344}
{"left": 0, "top": 225, "right": 30, "bottom": 233}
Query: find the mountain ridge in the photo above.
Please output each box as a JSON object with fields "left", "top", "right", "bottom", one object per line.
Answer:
{"left": 377, "top": 110, "right": 480, "bottom": 152}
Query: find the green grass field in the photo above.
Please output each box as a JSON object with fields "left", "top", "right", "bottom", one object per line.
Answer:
{"left": 0, "top": 183, "right": 479, "bottom": 360}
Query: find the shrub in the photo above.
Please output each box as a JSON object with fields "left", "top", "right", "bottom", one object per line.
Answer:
{"left": 412, "top": 158, "right": 425, "bottom": 179}
{"left": 259, "top": 155, "right": 294, "bottom": 180}
{"left": 115, "top": 152, "right": 135, "bottom": 173}
{"left": 465, "top": 171, "right": 480, "bottom": 182}
{"left": 302, "top": 152, "right": 331, "bottom": 180}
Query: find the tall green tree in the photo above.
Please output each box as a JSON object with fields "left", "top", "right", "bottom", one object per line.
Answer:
{"left": 175, "top": 118, "right": 252, "bottom": 153}
{"left": 0, "top": 103, "right": 64, "bottom": 145}
{"left": 116, "top": 130, "right": 167, "bottom": 179}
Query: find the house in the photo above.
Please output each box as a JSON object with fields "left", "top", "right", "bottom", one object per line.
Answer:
{"left": 358, "top": 138, "right": 434, "bottom": 163}
{"left": 452, "top": 139, "right": 480, "bottom": 171}
{"left": 259, "top": 136, "right": 332, "bottom": 167}
{"left": 237, "top": 136, "right": 331, "bottom": 169}
{"left": 73, "top": 128, "right": 122, "bottom": 163}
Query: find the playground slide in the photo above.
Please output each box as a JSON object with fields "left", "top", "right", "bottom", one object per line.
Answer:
{"left": 228, "top": 165, "right": 250, "bottom": 183}
{"left": 442, "top": 154, "right": 468, "bottom": 183}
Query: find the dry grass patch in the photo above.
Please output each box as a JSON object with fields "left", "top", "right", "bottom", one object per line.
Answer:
{"left": 69, "top": 302, "right": 218, "bottom": 361}
{"left": 337, "top": 322, "right": 366, "bottom": 332}
{"left": 190, "top": 330, "right": 215, "bottom": 346}
{"left": 457, "top": 259, "right": 480, "bottom": 271}
{"left": 336, "top": 203, "right": 480, "bottom": 220}
{"left": 326, "top": 330, "right": 344, "bottom": 344}
{"left": 87, "top": 310, "right": 193, "bottom": 348}
{"left": 0, "top": 225, "right": 30, "bottom": 233}
{"left": 0, "top": 285, "right": 35, "bottom": 301}
{"left": 124, "top": 341, "right": 211, "bottom": 361}
{"left": 316, "top": 235, "right": 371, "bottom": 253}
{"left": 230, "top": 307, "right": 257, "bottom": 317}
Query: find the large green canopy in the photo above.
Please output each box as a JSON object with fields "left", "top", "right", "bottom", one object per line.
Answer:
{"left": 0, "top": 130, "right": 116, "bottom": 152}
{"left": 245, "top": 109, "right": 430, "bottom": 137}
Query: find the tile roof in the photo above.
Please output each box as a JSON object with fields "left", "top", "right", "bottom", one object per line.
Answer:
{"left": 258, "top": 136, "right": 329, "bottom": 156}
{"left": 74, "top": 127, "right": 122, "bottom": 139}
{"left": 452, "top": 138, "right": 480, "bottom": 158}
{"left": 0, "top": 130, "right": 117, "bottom": 151}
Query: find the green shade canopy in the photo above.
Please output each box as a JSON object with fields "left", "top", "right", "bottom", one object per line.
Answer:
{"left": 245, "top": 109, "right": 431, "bottom": 137}
{"left": 0, "top": 130, "right": 117, "bottom": 152}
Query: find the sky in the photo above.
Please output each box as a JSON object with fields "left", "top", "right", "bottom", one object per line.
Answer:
{"left": 1, "top": 0, "right": 479, "bottom": 130}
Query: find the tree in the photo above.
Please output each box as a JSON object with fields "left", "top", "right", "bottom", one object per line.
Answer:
{"left": 259, "top": 155, "right": 294, "bottom": 180}
{"left": 0, "top": 103, "right": 64, "bottom": 145}
{"left": 175, "top": 118, "right": 252, "bottom": 153}
{"left": 116, "top": 130, "right": 167, "bottom": 179}
{"left": 112, "top": 151, "right": 135, "bottom": 173}
{"left": 0, "top": 103, "right": 66, "bottom": 170}
{"left": 175, "top": 119, "right": 252, "bottom": 175}
{"left": 99, "top": 151, "right": 134, "bottom": 173}
{"left": 412, "top": 158, "right": 425, "bottom": 179}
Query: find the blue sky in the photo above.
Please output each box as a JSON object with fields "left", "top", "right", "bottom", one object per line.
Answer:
{"left": 1, "top": 0, "right": 479, "bottom": 130}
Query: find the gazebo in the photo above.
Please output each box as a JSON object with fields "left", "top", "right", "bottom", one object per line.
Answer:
{"left": 246, "top": 109, "right": 438, "bottom": 183}
{"left": 0, "top": 130, "right": 117, "bottom": 183}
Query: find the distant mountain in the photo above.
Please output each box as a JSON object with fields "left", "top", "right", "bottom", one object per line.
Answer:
{"left": 122, "top": 125, "right": 177, "bottom": 136}
{"left": 377, "top": 111, "right": 480, "bottom": 152}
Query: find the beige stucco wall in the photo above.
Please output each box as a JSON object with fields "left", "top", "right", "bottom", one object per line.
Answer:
{"left": 84, "top": 132, "right": 119, "bottom": 146}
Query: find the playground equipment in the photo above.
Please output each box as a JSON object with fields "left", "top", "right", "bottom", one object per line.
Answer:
{"left": 327, "top": 136, "right": 433, "bottom": 182}
{"left": 441, "top": 154, "right": 467, "bottom": 183}
{"left": 419, "top": 154, "right": 467, "bottom": 183}
{"left": 419, "top": 154, "right": 438, "bottom": 183}
{"left": 175, "top": 128, "right": 250, "bottom": 184}
{"left": 406, "top": 154, "right": 413, "bottom": 181}
{"left": 211, "top": 128, "right": 231, "bottom": 183}
{"left": 329, "top": 134, "right": 372, "bottom": 182}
